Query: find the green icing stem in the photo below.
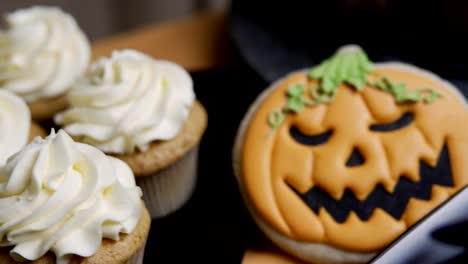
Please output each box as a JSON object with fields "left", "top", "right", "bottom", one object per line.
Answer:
{"left": 310, "top": 86, "right": 336, "bottom": 103}
{"left": 419, "top": 89, "right": 442, "bottom": 103}
{"left": 308, "top": 45, "right": 373, "bottom": 94}
{"left": 267, "top": 84, "right": 330, "bottom": 128}
{"left": 266, "top": 45, "right": 442, "bottom": 129}
{"left": 369, "top": 77, "right": 442, "bottom": 104}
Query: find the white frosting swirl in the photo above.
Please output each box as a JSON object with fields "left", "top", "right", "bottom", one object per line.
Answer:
{"left": 0, "top": 90, "right": 30, "bottom": 164}
{"left": 55, "top": 49, "right": 195, "bottom": 154}
{"left": 0, "top": 6, "right": 90, "bottom": 101}
{"left": 0, "top": 130, "right": 142, "bottom": 263}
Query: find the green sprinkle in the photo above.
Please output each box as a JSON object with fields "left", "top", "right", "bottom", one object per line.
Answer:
{"left": 268, "top": 110, "right": 285, "bottom": 128}
{"left": 284, "top": 97, "right": 304, "bottom": 113}
{"left": 369, "top": 78, "right": 441, "bottom": 104}
{"left": 418, "top": 88, "right": 443, "bottom": 103}
{"left": 287, "top": 84, "right": 305, "bottom": 98}
{"left": 371, "top": 78, "right": 387, "bottom": 91}
{"left": 391, "top": 83, "right": 406, "bottom": 95}
{"left": 310, "top": 86, "right": 336, "bottom": 103}
{"left": 399, "top": 91, "right": 420, "bottom": 103}
{"left": 303, "top": 98, "right": 320, "bottom": 107}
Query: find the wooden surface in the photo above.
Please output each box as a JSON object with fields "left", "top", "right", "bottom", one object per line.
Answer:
{"left": 92, "top": 13, "right": 235, "bottom": 72}
{"left": 91, "top": 13, "right": 301, "bottom": 263}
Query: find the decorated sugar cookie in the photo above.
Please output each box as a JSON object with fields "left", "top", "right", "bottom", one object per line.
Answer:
{"left": 233, "top": 45, "right": 468, "bottom": 263}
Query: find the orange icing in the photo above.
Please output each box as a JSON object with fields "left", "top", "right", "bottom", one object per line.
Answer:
{"left": 241, "top": 67, "right": 468, "bottom": 252}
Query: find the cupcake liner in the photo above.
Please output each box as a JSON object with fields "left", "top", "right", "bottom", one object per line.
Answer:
{"left": 137, "top": 146, "right": 199, "bottom": 219}
{"left": 124, "top": 241, "right": 147, "bottom": 264}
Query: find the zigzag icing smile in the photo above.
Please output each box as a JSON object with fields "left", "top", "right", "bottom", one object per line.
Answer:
{"left": 289, "top": 143, "right": 453, "bottom": 223}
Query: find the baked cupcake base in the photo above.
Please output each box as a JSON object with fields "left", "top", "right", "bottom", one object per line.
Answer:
{"left": 125, "top": 241, "right": 147, "bottom": 264}
{"left": 115, "top": 101, "right": 207, "bottom": 219}
{"left": 0, "top": 205, "right": 151, "bottom": 264}
{"left": 29, "top": 122, "right": 47, "bottom": 141}
{"left": 28, "top": 94, "right": 68, "bottom": 122}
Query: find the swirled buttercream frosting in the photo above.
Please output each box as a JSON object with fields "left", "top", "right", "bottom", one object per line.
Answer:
{"left": 0, "top": 130, "right": 142, "bottom": 263}
{"left": 0, "top": 90, "right": 30, "bottom": 164}
{"left": 54, "top": 49, "right": 195, "bottom": 154}
{"left": 0, "top": 6, "right": 90, "bottom": 101}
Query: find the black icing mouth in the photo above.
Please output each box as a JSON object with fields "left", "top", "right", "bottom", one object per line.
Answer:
{"left": 289, "top": 143, "right": 454, "bottom": 223}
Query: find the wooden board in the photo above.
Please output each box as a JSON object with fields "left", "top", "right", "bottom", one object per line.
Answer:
{"left": 92, "top": 13, "right": 235, "bottom": 72}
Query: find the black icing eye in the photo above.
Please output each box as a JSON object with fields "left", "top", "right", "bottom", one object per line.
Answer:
{"left": 290, "top": 127, "right": 333, "bottom": 146}
{"left": 370, "top": 112, "right": 414, "bottom": 132}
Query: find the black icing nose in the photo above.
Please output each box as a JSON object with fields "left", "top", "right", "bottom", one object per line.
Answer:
{"left": 346, "top": 148, "right": 365, "bottom": 167}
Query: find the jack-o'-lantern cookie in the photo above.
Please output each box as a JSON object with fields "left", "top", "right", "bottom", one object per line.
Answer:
{"left": 233, "top": 45, "right": 468, "bottom": 263}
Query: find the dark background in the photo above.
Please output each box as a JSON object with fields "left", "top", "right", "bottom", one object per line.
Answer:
{"left": 143, "top": 66, "right": 267, "bottom": 263}
{"left": 230, "top": 0, "right": 468, "bottom": 82}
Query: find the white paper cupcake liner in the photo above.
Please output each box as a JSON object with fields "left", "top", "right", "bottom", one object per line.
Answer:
{"left": 137, "top": 146, "right": 199, "bottom": 219}
{"left": 124, "top": 241, "right": 147, "bottom": 264}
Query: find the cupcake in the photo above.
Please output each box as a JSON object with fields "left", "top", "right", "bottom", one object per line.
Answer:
{"left": 0, "top": 90, "right": 45, "bottom": 164}
{"left": 233, "top": 45, "right": 468, "bottom": 263}
{"left": 0, "top": 6, "right": 90, "bottom": 121}
{"left": 0, "top": 130, "right": 150, "bottom": 263}
{"left": 55, "top": 49, "right": 208, "bottom": 219}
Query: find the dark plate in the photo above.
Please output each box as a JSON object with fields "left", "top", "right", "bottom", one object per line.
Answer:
{"left": 372, "top": 187, "right": 468, "bottom": 264}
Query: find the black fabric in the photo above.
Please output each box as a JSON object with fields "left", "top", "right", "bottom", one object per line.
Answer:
{"left": 290, "top": 143, "right": 453, "bottom": 223}
{"left": 432, "top": 219, "right": 468, "bottom": 248}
